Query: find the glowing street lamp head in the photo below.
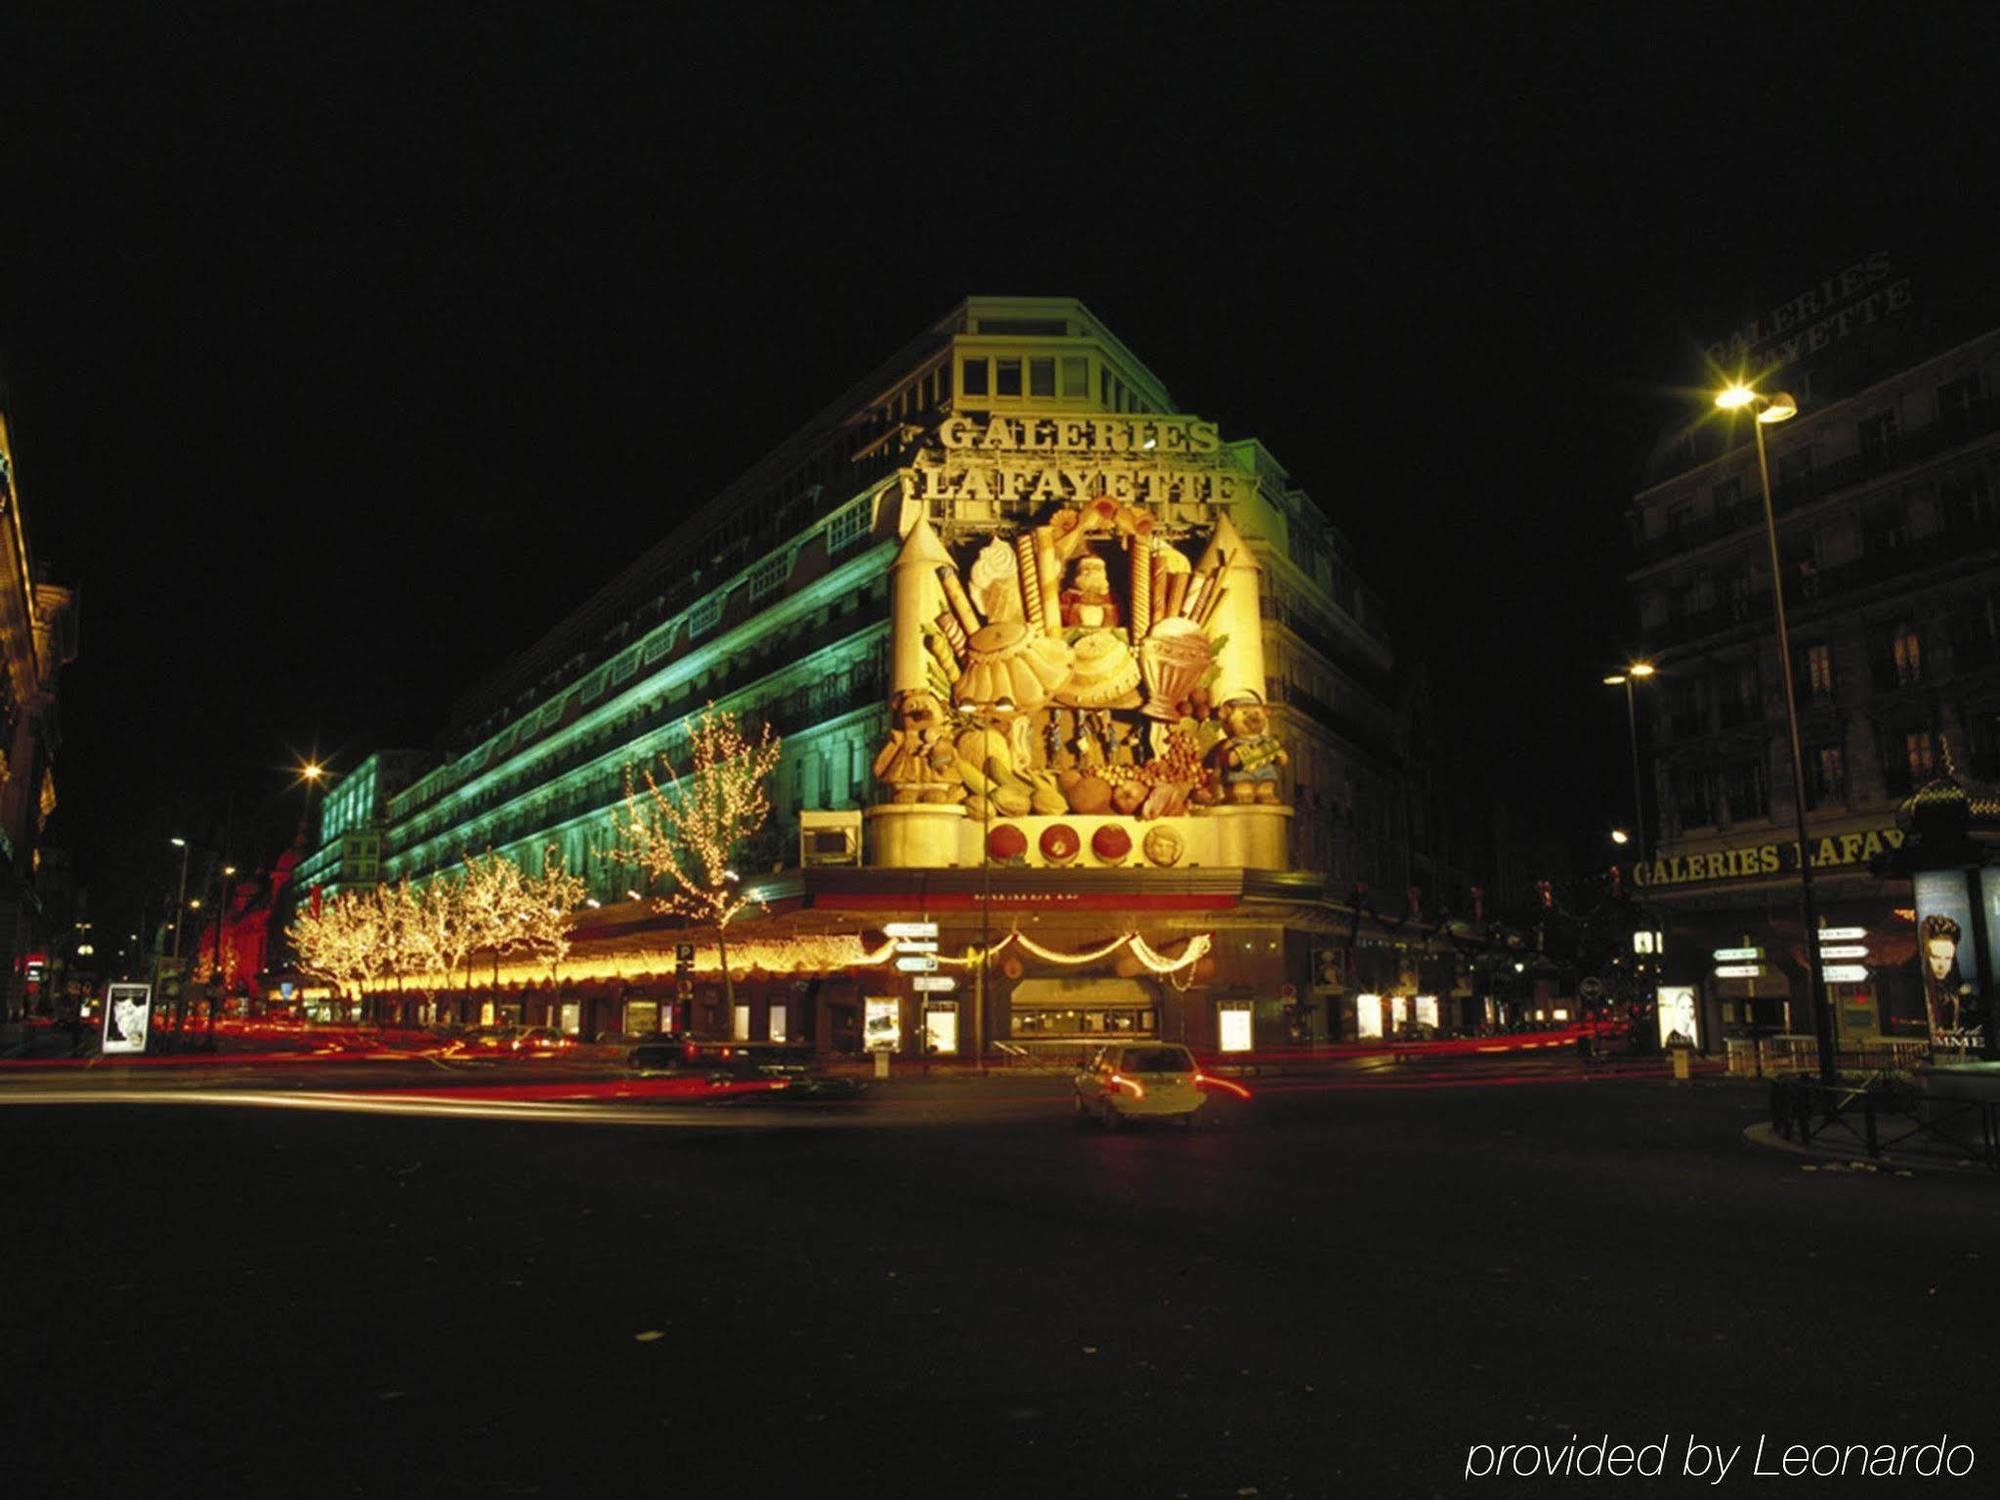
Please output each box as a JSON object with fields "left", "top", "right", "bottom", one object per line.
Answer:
{"left": 301, "top": 761, "right": 324, "bottom": 782}
{"left": 1603, "top": 674, "right": 1627, "bottom": 686}
{"left": 1610, "top": 829, "right": 1631, "bottom": 845}
{"left": 1715, "top": 385, "right": 1798, "bottom": 424}
{"left": 1627, "top": 661, "right": 1656, "bottom": 678}
{"left": 170, "top": 836, "right": 186, "bottom": 848}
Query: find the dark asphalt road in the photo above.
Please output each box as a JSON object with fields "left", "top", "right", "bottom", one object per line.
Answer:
{"left": 3, "top": 1074, "right": 1994, "bottom": 1499}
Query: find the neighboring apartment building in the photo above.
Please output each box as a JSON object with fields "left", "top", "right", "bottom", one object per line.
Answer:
{"left": 316, "top": 298, "right": 1517, "bottom": 1046}
{"left": 1626, "top": 253, "right": 1999, "bottom": 1047}
{"left": 0, "top": 409, "right": 77, "bottom": 1020}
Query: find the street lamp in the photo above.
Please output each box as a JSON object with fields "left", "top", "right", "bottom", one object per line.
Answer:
{"left": 1602, "top": 661, "right": 1655, "bottom": 868}
{"left": 1715, "top": 382, "right": 1834, "bottom": 1083}
{"left": 168, "top": 837, "right": 191, "bottom": 963}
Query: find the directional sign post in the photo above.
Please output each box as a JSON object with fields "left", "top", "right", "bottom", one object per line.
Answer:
{"left": 912, "top": 975, "right": 958, "bottom": 993}
{"left": 894, "top": 955, "right": 939, "bottom": 974}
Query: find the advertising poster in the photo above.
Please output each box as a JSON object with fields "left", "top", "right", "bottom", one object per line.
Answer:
{"left": 101, "top": 982, "right": 153, "bottom": 1055}
{"left": 863, "top": 996, "right": 901, "bottom": 1052}
{"left": 1913, "top": 870, "right": 1985, "bottom": 1050}
{"left": 1657, "top": 985, "right": 1699, "bottom": 1049}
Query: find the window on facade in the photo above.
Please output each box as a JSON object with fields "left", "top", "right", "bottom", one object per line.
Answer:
{"left": 1721, "top": 760, "right": 1769, "bottom": 821}
{"left": 1950, "top": 596, "right": 2000, "bottom": 673}
{"left": 961, "top": 358, "right": 989, "bottom": 398}
{"left": 1712, "top": 475, "right": 1744, "bottom": 516}
{"left": 1670, "top": 767, "right": 1714, "bottom": 830}
{"left": 748, "top": 551, "right": 790, "bottom": 603}
{"left": 1776, "top": 448, "right": 1815, "bottom": 493}
{"left": 826, "top": 498, "right": 869, "bottom": 555}
{"left": 995, "top": 358, "right": 1022, "bottom": 398}
{"left": 1943, "top": 469, "right": 1996, "bottom": 533}
{"left": 1972, "top": 715, "right": 2000, "bottom": 782}
{"left": 1677, "top": 568, "right": 1712, "bottom": 619}
{"left": 1905, "top": 730, "right": 1936, "bottom": 783}
{"left": 1891, "top": 624, "right": 1923, "bottom": 686}
{"left": 1029, "top": 358, "right": 1055, "bottom": 398}
{"left": 1806, "top": 745, "right": 1845, "bottom": 809}
{"left": 1862, "top": 497, "right": 1908, "bottom": 552}
{"left": 1805, "top": 643, "right": 1834, "bottom": 699}
{"left": 1061, "top": 356, "right": 1089, "bottom": 398}
{"left": 1667, "top": 502, "right": 1695, "bottom": 536}
{"left": 1938, "top": 373, "right": 1983, "bottom": 422}
{"left": 1858, "top": 409, "right": 1900, "bottom": 460}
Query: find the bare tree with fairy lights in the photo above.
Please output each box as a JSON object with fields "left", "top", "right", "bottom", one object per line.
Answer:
{"left": 612, "top": 705, "right": 782, "bottom": 1026}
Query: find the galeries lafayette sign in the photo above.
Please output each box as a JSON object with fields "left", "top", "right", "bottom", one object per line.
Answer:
{"left": 901, "top": 411, "right": 1252, "bottom": 505}
{"left": 1633, "top": 827, "right": 1905, "bottom": 889}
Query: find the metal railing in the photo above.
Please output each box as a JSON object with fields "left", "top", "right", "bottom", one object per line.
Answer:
{"left": 1769, "top": 1074, "right": 2000, "bottom": 1171}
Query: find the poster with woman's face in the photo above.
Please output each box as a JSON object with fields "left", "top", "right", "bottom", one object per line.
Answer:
{"left": 1913, "top": 872, "right": 1984, "bottom": 1048}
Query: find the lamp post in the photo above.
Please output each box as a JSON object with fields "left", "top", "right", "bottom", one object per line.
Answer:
{"left": 1717, "top": 383, "right": 1835, "bottom": 1083}
{"left": 168, "top": 837, "right": 191, "bottom": 963}
{"left": 1602, "top": 661, "right": 1656, "bottom": 868}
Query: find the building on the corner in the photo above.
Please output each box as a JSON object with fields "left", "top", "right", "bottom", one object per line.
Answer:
{"left": 0, "top": 408, "right": 77, "bottom": 1020}
{"left": 1624, "top": 252, "right": 1999, "bottom": 1050}
{"left": 314, "top": 298, "right": 1532, "bottom": 1047}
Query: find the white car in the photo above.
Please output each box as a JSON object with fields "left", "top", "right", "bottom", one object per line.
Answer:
{"left": 1074, "top": 1042, "right": 1207, "bottom": 1128}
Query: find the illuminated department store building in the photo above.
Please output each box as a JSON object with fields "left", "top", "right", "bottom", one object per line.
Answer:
{"left": 315, "top": 298, "right": 1489, "bottom": 1052}
{"left": 1626, "top": 255, "right": 2000, "bottom": 1050}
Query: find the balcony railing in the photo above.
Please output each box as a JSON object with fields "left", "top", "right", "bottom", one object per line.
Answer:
{"left": 1630, "top": 395, "right": 2000, "bottom": 569}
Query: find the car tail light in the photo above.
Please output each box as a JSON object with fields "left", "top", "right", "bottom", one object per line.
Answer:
{"left": 1193, "top": 1072, "right": 1252, "bottom": 1100}
{"left": 1109, "top": 1074, "right": 1145, "bottom": 1100}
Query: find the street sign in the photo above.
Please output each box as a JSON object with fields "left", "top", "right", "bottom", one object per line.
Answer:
{"left": 102, "top": 982, "right": 153, "bottom": 1055}
{"left": 1579, "top": 976, "right": 1604, "bottom": 1000}
{"left": 1818, "top": 927, "right": 1868, "bottom": 943}
{"left": 1712, "top": 946, "right": 1763, "bottom": 962}
{"left": 911, "top": 975, "right": 958, "bottom": 993}
{"left": 1822, "top": 964, "right": 1871, "bottom": 984}
{"left": 892, "top": 939, "right": 939, "bottom": 954}
{"left": 884, "top": 921, "right": 939, "bottom": 940}
{"left": 674, "top": 943, "right": 695, "bottom": 969}
{"left": 1817, "top": 945, "right": 1869, "bottom": 960}
{"left": 1714, "top": 964, "right": 1767, "bottom": 979}
{"left": 894, "top": 955, "right": 939, "bottom": 973}
{"left": 677, "top": 979, "right": 693, "bottom": 999}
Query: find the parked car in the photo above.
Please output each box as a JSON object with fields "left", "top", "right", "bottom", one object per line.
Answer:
{"left": 1073, "top": 1042, "right": 1206, "bottom": 1128}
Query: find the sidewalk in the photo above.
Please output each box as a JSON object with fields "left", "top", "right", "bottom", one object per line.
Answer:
{"left": 1743, "top": 1121, "right": 1999, "bottom": 1177}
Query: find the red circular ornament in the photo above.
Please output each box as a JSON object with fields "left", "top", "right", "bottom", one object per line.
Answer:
{"left": 1039, "top": 824, "right": 1081, "bottom": 865}
{"left": 987, "top": 824, "right": 1028, "bottom": 861}
{"left": 1091, "top": 824, "right": 1133, "bottom": 862}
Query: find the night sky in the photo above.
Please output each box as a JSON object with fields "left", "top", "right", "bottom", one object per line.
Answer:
{"left": 3, "top": 4, "right": 1993, "bottom": 931}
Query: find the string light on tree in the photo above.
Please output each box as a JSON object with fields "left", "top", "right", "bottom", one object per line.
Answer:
{"left": 613, "top": 704, "right": 783, "bottom": 1021}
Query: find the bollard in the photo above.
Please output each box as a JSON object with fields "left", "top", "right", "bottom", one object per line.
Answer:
{"left": 873, "top": 1049, "right": 891, "bottom": 1081}
{"left": 1671, "top": 1047, "right": 1691, "bottom": 1082}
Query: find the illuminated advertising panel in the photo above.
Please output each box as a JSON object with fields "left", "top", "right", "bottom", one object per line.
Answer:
{"left": 1913, "top": 870, "right": 1985, "bottom": 1050}
{"left": 101, "top": 983, "right": 152, "bottom": 1055}
{"left": 923, "top": 1005, "right": 957, "bottom": 1055}
{"left": 1355, "top": 993, "right": 1383, "bottom": 1040}
{"left": 864, "top": 996, "right": 901, "bottom": 1052}
{"left": 1217, "top": 1004, "right": 1253, "bottom": 1053}
{"left": 1415, "top": 995, "right": 1439, "bottom": 1029}
{"left": 1657, "top": 985, "right": 1698, "bottom": 1049}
